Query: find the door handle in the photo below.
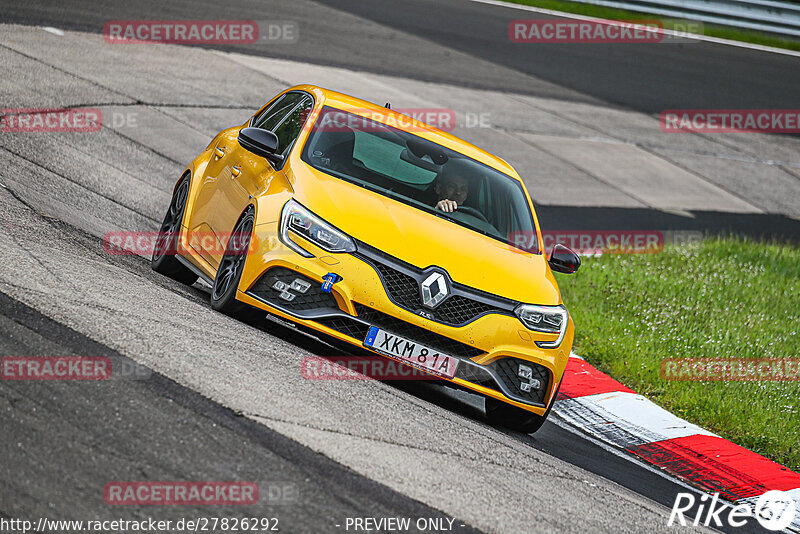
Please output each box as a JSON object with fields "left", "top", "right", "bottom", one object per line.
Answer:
{"left": 214, "top": 147, "right": 226, "bottom": 159}
{"left": 231, "top": 166, "right": 241, "bottom": 177}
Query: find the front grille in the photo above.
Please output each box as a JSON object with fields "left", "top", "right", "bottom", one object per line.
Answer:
{"left": 371, "top": 261, "right": 419, "bottom": 309}
{"left": 455, "top": 363, "right": 496, "bottom": 388}
{"left": 354, "top": 244, "right": 517, "bottom": 326}
{"left": 316, "top": 304, "right": 484, "bottom": 359}
{"left": 248, "top": 268, "right": 337, "bottom": 312}
{"left": 370, "top": 261, "right": 498, "bottom": 325}
{"left": 436, "top": 296, "right": 497, "bottom": 326}
{"left": 315, "top": 315, "right": 370, "bottom": 340}
{"left": 489, "top": 357, "right": 550, "bottom": 405}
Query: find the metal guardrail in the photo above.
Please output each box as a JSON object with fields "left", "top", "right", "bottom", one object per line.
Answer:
{"left": 572, "top": 0, "right": 800, "bottom": 37}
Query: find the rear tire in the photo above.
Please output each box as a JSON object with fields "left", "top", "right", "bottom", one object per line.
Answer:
{"left": 151, "top": 174, "right": 199, "bottom": 285}
{"left": 210, "top": 207, "right": 260, "bottom": 322}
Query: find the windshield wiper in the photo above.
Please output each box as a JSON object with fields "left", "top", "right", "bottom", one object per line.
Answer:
{"left": 431, "top": 210, "right": 457, "bottom": 224}
{"left": 429, "top": 209, "right": 501, "bottom": 241}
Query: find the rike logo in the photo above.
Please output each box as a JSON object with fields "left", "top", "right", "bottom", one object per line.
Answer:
{"left": 669, "top": 491, "right": 796, "bottom": 531}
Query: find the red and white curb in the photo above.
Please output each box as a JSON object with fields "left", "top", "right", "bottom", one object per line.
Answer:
{"left": 553, "top": 354, "right": 800, "bottom": 531}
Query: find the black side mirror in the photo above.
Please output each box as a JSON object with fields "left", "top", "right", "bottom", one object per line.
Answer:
{"left": 238, "top": 127, "right": 284, "bottom": 164}
{"left": 549, "top": 244, "right": 580, "bottom": 274}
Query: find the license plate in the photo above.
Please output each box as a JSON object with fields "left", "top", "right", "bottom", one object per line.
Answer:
{"left": 363, "top": 326, "right": 459, "bottom": 379}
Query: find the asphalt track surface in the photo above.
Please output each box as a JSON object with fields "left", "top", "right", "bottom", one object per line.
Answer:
{"left": 0, "top": 0, "right": 796, "bottom": 532}
{"left": 0, "top": 292, "right": 482, "bottom": 534}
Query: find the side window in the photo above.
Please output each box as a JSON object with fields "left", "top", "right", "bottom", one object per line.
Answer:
{"left": 252, "top": 92, "right": 305, "bottom": 131}
{"left": 272, "top": 96, "right": 313, "bottom": 156}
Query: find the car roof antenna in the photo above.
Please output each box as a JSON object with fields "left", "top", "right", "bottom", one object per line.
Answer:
{"left": 385, "top": 102, "right": 391, "bottom": 109}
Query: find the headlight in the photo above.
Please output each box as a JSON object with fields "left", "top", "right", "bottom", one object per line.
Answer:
{"left": 515, "top": 304, "right": 568, "bottom": 348}
{"left": 280, "top": 199, "right": 356, "bottom": 257}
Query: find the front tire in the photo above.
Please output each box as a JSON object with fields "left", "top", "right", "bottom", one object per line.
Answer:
{"left": 485, "top": 399, "right": 548, "bottom": 433}
{"left": 210, "top": 207, "right": 259, "bottom": 321}
{"left": 151, "top": 174, "right": 199, "bottom": 285}
{"left": 485, "top": 380, "right": 561, "bottom": 434}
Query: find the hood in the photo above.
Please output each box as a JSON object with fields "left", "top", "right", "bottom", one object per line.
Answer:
{"left": 291, "top": 165, "right": 562, "bottom": 306}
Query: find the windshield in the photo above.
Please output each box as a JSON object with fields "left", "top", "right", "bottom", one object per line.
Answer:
{"left": 300, "top": 107, "right": 540, "bottom": 253}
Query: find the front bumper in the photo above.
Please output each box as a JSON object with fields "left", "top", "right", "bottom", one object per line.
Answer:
{"left": 236, "top": 221, "right": 572, "bottom": 415}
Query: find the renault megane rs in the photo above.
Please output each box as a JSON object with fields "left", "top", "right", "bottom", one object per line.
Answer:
{"left": 152, "top": 85, "right": 580, "bottom": 433}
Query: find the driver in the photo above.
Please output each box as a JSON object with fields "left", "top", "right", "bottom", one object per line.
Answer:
{"left": 430, "top": 163, "right": 470, "bottom": 213}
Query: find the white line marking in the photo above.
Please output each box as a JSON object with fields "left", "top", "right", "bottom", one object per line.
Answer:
{"left": 558, "top": 390, "right": 717, "bottom": 443}
{"left": 465, "top": 0, "right": 800, "bottom": 58}
{"left": 41, "top": 26, "right": 65, "bottom": 36}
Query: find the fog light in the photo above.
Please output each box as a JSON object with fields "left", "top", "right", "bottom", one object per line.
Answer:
{"left": 279, "top": 291, "right": 296, "bottom": 302}
{"left": 271, "top": 279, "right": 288, "bottom": 292}
{"left": 518, "top": 364, "right": 541, "bottom": 392}
{"left": 290, "top": 279, "right": 311, "bottom": 294}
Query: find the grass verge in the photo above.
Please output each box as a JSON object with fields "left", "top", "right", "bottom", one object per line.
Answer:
{"left": 557, "top": 236, "right": 800, "bottom": 471}
{"left": 505, "top": 0, "right": 800, "bottom": 51}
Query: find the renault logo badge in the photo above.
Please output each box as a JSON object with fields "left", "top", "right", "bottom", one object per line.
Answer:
{"left": 421, "top": 271, "right": 448, "bottom": 309}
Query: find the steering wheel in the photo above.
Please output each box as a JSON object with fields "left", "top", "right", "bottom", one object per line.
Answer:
{"left": 457, "top": 205, "right": 489, "bottom": 223}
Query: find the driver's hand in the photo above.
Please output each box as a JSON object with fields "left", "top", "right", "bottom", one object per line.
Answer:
{"left": 435, "top": 199, "right": 458, "bottom": 213}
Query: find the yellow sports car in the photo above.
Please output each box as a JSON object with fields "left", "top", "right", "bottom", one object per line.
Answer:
{"left": 152, "top": 85, "right": 580, "bottom": 433}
